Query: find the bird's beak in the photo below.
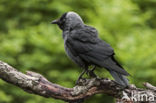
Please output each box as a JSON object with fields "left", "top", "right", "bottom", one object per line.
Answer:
{"left": 51, "top": 19, "right": 59, "bottom": 24}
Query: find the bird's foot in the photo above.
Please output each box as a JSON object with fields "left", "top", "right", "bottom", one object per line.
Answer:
{"left": 75, "top": 77, "right": 82, "bottom": 85}
{"left": 75, "top": 77, "right": 88, "bottom": 85}
{"left": 76, "top": 69, "right": 88, "bottom": 85}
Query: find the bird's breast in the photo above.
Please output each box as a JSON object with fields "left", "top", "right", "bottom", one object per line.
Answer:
{"left": 63, "top": 35, "right": 73, "bottom": 60}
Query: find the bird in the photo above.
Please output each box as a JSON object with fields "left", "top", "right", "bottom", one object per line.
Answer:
{"left": 51, "top": 11, "right": 129, "bottom": 87}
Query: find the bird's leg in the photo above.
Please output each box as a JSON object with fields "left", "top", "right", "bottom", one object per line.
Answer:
{"left": 76, "top": 69, "right": 87, "bottom": 85}
{"left": 88, "top": 66, "right": 97, "bottom": 77}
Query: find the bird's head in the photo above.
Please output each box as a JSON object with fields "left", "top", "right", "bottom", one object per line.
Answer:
{"left": 51, "top": 11, "right": 84, "bottom": 31}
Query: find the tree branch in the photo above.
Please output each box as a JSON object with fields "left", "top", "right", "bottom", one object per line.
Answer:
{"left": 0, "top": 61, "right": 155, "bottom": 103}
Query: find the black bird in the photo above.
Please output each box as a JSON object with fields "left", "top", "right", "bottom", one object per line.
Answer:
{"left": 51, "top": 11, "right": 129, "bottom": 87}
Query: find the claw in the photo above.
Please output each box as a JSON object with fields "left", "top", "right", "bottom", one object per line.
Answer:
{"left": 76, "top": 66, "right": 97, "bottom": 85}
{"left": 76, "top": 69, "right": 87, "bottom": 85}
{"left": 76, "top": 76, "right": 83, "bottom": 85}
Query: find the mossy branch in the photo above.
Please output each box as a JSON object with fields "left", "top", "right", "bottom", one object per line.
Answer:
{"left": 0, "top": 61, "right": 155, "bottom": 103}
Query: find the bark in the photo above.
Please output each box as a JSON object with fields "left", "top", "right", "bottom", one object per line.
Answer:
{"left": 0, "top": 61, "right": 155, "bottom": 103}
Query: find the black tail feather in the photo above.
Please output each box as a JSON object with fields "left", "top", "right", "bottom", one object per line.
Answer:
{"left": 109, "top": 70, "right": 129, "bottom": 87}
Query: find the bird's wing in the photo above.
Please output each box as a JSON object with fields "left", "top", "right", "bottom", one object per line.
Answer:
{"left": 66, "top": 26, "right": 129, "bottom": 75}
{"left": 66, "top": 26, "right": 114, "bottom": 62}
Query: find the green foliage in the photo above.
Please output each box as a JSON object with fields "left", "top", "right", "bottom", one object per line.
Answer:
{"left": 0, "top": 0, "right": 156, "bottom": 103}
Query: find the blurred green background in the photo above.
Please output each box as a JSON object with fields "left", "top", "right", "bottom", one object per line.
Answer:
{"left": 0, "top": 0, "right": 156, "bottom": 103}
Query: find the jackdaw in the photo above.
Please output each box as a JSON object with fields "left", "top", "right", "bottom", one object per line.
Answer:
{"left": 51, "top": 11, "right": 129, "bottom": 87}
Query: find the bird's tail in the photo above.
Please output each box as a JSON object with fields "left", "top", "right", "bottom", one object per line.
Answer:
{"left": 109, "top": 70, "right": 129, "bottom": 87}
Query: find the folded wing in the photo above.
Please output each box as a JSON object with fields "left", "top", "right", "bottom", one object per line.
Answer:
{"left": 66, "top": 26, "right": 129, "bottom": 75}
